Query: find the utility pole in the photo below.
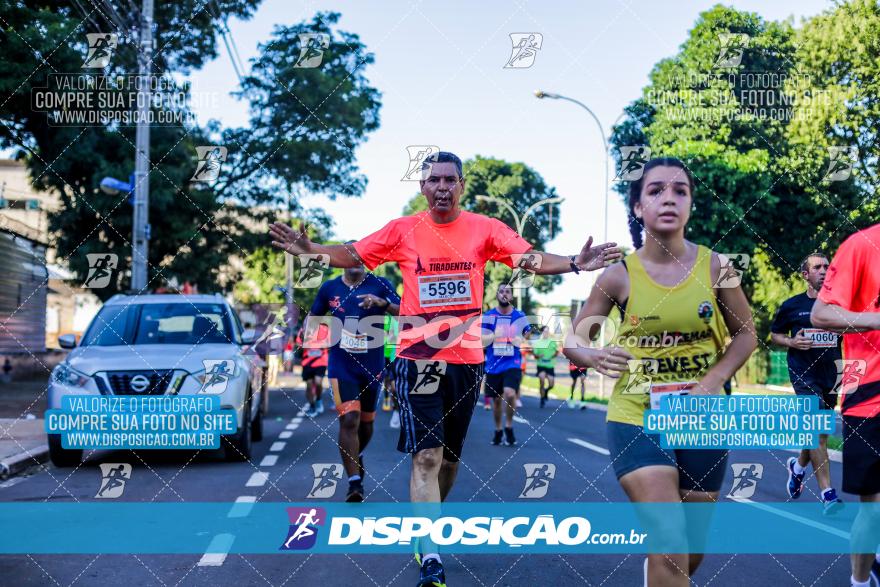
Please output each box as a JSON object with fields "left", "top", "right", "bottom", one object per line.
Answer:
{"left": 131, "top": 0, "right": 154, "bottom": 291}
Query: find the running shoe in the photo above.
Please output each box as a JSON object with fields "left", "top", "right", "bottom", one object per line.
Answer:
{"left": 315, "top": 401, "right": 324, "bottom": 415}
{"left": 515, "top": 398, "right": 523, "bottom": 408}
{"left": 417, "top": 557, "right": 446, "bottom": 587}
{"left": 786, "top": 457, "right": 805, "bottom": 499}
{"left": 567, "top": 399, "right": 576, "bottom": 409}
{"left": 821, "top": 488, "right": 843, "bottom": 515}
{"left": 504, "top": 427, "right": 516, "bottom": 447}
{"left": 491, "top": 430, "right": 503, "bottom": 446}
{"left": 345, "top": 480, "right": 364, "bottom": 503}
{"left": 390, "top": 410, "right": 401, "bottom": 429}
{"left": 483, "top": 401, "right": 491, "bottom": 411}
{"left": 579, "top": 401, "right": 587, "bottom": 410}
{"left": 305, "top": 406, "right": 318, "bottom": 418}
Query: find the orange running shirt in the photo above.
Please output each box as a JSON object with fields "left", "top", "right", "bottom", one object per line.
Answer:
{"left": 818, "top": 223, "right": 880, "bottom": 418}
{"left": 354, "top": 211, "right": 532, "bottom": 364}
{"left": 299, "top": 323, "right": 329, "bottom": 368}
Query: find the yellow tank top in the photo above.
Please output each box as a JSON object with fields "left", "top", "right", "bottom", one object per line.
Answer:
{"left": 607, "top": 245, "right": 729, "bottom": 426}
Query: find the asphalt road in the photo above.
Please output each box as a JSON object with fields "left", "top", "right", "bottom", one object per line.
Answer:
{"left": 0, "top": 381, "right": 851, "bottom": 587}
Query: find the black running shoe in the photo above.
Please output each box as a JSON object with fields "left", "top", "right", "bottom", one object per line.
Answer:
{"left": 504, "top": 427, "right": 516, "bottom": 446}
{"left": 345, "top": 481, "right": 364, "bottom": 503}
{"left": 417, "top": 557, "right": 446, "bottom": 587}
{"left": 491, "top": 430, "right": 503, "bottom": 445}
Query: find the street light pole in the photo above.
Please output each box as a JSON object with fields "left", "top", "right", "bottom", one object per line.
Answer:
{"left": 131, "top": 0, "right": 154, "bottom": 292}
{"left": 534, "top": 90, "right": 623, "bottom": 398}
{"left": 475, "top": 194, "right": 563, "bottom": 311}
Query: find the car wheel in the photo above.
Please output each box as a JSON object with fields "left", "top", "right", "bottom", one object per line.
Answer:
{"left": 223, "top": 397, "right": 252, "bottom": 462}
{"left": 251, "top": 394, "right": 264, "bottom": 442}
{"left": 48, "top": 434, "right": 83, "bottom": 467}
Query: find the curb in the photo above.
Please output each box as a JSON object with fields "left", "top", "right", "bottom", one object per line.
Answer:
{"left": 0, "top": 444, "right": 49, "bottom": 480}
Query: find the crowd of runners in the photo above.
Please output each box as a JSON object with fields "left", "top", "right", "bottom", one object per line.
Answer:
{"left": 269, "top": 152, "right": 880, "bottom": 587}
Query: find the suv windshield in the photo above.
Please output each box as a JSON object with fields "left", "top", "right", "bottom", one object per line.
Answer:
{"left": 81, "top": 302, "right": 237, "bottom": 346}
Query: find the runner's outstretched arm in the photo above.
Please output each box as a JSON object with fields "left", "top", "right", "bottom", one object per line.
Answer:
{"left": 270, "top": 221, "right": 364, "bottom": 268}
{"left": 811, "top": 299, "right": 880, "bottom": 333}
{"left": 527, "top": 237, "right": 623, "bottom": 275}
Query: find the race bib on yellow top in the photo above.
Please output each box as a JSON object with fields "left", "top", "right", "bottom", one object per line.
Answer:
{"left": 341, "top": 330, "right": 368, "bottom": 353}
{"left": 801, "top": 328, "right": 838, "bottom": 348}
{"left": 418, "top": 273, "right": 471, "bottom": 307}
{"left": 650, "top": 381, "right": 697, "bottom": 410}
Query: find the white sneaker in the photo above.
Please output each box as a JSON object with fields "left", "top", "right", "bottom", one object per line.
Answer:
{"left": 389, "top": 410, "right": 400, "bottom": 429}
{"left": 515, "top": 398, "right": 523, "bottom": 408}
{"left": 315, "top": 401, "right": 324, "bottom": 415}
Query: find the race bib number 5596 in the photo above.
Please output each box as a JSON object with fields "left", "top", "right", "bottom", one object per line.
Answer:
{"left": 418, "top": 273, "right": 472, "bottom": 307}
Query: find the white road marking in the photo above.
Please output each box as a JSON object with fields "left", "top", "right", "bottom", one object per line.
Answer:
{"left": 292, "top": 417, "right": 303, "bottom": 424}
{"left": 227, "top": 496, "right": 256, "bottom": 518}
{"left": 260, "top": 455, "right": 278, "bottom": 467}
{"left": 279, "top": 431, "right": 293, "bottom": 439}
{"left": 513, "top": 415, "right": 529, "bottom": 425}
{"left": 270, "top": 442, "right": 286, "bottom": 452}
{"left": 567, "top": 437, "right": 611, "bottom": 456}
{"left": 246, "top": 472, "right": 269, "bottom": 487}
{"left": 728, "top": 496, "right": 850, "bottom": 540}
{"left": 197, "top": 533, "right": 235, "bottom": 566}
{"left": 0, "top": 477, "right": 28, "bottom": 488}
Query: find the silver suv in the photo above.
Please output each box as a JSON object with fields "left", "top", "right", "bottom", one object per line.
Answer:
{"left": 47, "top": 293, "right": 264, "bottom": 466}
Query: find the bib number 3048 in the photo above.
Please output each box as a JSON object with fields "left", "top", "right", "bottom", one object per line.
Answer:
{"left": 418, "top": 273, "right": 472, "bottom": 307}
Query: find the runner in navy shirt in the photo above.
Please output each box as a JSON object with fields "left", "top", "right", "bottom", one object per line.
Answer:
{"left": 307, "top": 261, "right": 400, "bottom": 502}
{"left": 770, "top": 252, "right": 843, "bottom": 512}
{"left": 481, "top": 284, "right": 530, "bottom": 446}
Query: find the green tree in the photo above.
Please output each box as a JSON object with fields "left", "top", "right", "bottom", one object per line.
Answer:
{"left": 402, "top": 156, "right": 563, "bottom": 313}
{"left": 0, "top": 6, "right": 381, "bottom": 300}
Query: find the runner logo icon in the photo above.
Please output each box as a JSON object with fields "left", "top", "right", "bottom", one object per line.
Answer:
{"left": 83, "top": 253, "right": 118, "bottom": 289}
{"left": 95, "top": 463, "right": 132, "bottom": 498}
{"left": 622, "top": 359, "right": 658, "bottom": 395}
{"left": 295, "top": 254, "right": 330, "bottom": 288}
{"left": 293, "top": 33, "right": 329, "bottom": 68}
{"left": 401, "top": 145, "right": 440, "bottom": 181}
{"left": 199, "top": 360, "right": 235, "bottom": 394}
{"left": 83, "top": 33, "right": 118, "bottom": 68}
{"left": 519, "top": 463, "right": 556, "bottom": 498}
{"left": 715, "top": 33, "right": 749, "bottom": 68}
{"left": 824, "top": 146, "right": 858, "bottom": 182}
{"left": 727, "top": 463, "right": 763, "bottom": 498}
{"left": 308, "top": 464, "right": 343, "bottom": 498}
{"left": 617, "top": 146, "right": 651, "bottom": 181}
{"left": 411, "top": 360, "right": 447, "bottom": 395}
{"left": 280, "top": 507, "right": 326, "bottom": 550}
{"left": 714, "top": 253, "right": 750, "bottom": 289}
{"left": 832, "top": 359, "right": 867, "bottom": 395}
{"left": 504, "top": 33, "right": 543, "bottom": 69}
{"left": 191, "top": 146, "right": 227, "bottom": 182}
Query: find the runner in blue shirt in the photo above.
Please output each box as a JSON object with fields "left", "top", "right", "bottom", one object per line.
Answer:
{"left": 482, "top": 283, "right": 530, "bottom": 446}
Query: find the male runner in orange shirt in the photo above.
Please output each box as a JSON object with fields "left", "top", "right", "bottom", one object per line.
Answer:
{"left": 270, "top": 151, "right": 620, "bottom": 586}
{"left": 811, "top": 223, "right": 880, "bottom": 587}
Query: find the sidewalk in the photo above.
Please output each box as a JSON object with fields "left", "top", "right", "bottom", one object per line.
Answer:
{"left": 0, "top": 377, "right": 49, "bottom": 479}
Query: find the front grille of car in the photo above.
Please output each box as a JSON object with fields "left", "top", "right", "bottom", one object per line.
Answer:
{"left": 106, "top": 371, "right": 173, "bottom": 395}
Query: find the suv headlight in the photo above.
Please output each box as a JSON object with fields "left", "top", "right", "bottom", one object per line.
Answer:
{"left": 52, "top": 364, "right": 91, "bottom": 388}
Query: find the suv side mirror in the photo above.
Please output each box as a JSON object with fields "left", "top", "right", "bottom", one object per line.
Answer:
{"left": 58, "top": 334, "right": 77, "bottom": 349}
{"left": 240, "top": 328, "right": 257, "bottom": 345}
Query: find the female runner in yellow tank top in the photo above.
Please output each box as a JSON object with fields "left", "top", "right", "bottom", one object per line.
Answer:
{"left": 564, "top": 158, "right": 757, "bottom": 586}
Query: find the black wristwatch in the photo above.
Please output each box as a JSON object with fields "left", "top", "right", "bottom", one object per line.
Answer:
{"left": 569, "top": 255, "right": 580, "bottom": 274}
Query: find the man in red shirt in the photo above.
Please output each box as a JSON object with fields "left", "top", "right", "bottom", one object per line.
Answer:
{"left": 811, "top": 223, "right": 880, "bottom": 587}
{"left": 271, "top": 151, "right": 620, "bottom": 586}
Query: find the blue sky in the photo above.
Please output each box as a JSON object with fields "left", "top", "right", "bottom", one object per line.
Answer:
{"left": 188, "top": 0, "right": 834, "bottom": 306}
